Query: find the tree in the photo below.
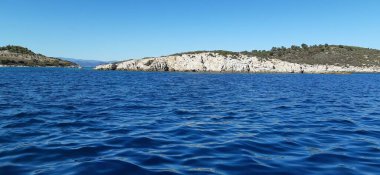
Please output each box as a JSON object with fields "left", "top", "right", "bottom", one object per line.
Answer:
{"left": 301, "top": 43, "right": 309, "bottom": 50}
{"left": 291, "top": 45, "right": 300, "bottom": 50}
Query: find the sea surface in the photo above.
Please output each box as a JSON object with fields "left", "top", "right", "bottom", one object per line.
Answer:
{"left": 1, "top": 68, "right": 380, "bottom": 175}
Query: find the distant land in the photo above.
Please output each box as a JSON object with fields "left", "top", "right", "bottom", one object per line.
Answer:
{"left": 96, "top": 44, "right": 380, "bottom": 73}
{"left": 60, "top": 57, "right": 107, "bottom": 67}
{"left": 0, "top": 45, "right": 78, "bottom": 67}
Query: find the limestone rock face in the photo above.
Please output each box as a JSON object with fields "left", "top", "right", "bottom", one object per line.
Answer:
{"left": 95, "top": 53, "right": 380, "bottom": 73}
{"left": 95, "top": 63, "right": 117, "bottom": 70}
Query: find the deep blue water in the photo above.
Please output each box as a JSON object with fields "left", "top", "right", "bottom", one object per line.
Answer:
{"left": 1, "top": 68, "right": 380, "bottom": 175}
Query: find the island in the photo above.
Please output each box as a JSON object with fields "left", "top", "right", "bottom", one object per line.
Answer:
{"left": 95, "top": 44, "right": 380, "bottom": 73}
{"left": 0, "top": 45, "right": 78, "bottom": 68}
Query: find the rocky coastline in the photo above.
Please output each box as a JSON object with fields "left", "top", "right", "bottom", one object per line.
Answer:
{"left": 95, "top": 52, "right": 380, "bottom": 74}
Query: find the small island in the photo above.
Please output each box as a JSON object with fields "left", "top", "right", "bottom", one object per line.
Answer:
{"left": 0, "top": 45, "right": 78, "bottom": 68}
{"left": 95, "top": 44, "right": 380, "bottom": 73}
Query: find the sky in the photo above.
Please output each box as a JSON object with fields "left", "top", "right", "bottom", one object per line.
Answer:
{"left": 1, "top": 0, "right": 379, "bottom": 61}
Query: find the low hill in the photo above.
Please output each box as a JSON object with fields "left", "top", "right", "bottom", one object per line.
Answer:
{"left": 0, "top": 45, "right": 78, "bottom": 67}
{"left": 61, "top": 57, "right": 107, "bottom": 67}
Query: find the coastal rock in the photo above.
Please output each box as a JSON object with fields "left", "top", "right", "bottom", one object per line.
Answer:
{"left": 95, "top": 63, "right": 117, "bottom": 70}
{"left": 95, "top": 52, "right": 380, "bottom": 73}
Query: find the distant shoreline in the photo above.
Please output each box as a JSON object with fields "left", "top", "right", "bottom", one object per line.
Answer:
{"left": 93, "top": 68, "right": 380, "bottom": 75}
{"left": 0, "top": 65, "right": 80, "bottom": 68}
{"left": 4, "top": 66, "right": 380, "bottom": 75}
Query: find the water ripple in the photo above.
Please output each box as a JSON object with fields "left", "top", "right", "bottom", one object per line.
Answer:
{"left": 1, "top": 68, "right": 380, "bottom": 174}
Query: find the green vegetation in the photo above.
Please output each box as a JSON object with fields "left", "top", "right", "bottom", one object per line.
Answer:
{"left": 171, "top": 50, "right": 238, "bottom": 57}
{"left": 0, "top": 45, "right": 78, "bottom": 67}
{"left": 0, "top": 45, "right": 37, "bottom": 55}
{"left": 171, "top": 44, "right": 380, "bottom": 67}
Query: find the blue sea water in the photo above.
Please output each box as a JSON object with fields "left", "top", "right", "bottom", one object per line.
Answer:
{"left": 1, "top": 68, "right": 380, "bottom": 175}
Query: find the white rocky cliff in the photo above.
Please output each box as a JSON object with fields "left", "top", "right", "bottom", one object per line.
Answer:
{"left": 95, "top": 53, "right": 380, "bottom": 73}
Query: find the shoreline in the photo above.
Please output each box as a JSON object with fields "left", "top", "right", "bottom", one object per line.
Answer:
{"left": 0, "top": 65, "right": 81, "bottom": 68}
{"left": 94, "top": 66, "right": 380, "bottom": 74}
{"left": 3, "top": 66, "right": 380, "bottom": 74}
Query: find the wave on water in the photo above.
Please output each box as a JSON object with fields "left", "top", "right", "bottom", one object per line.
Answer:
{"left": 1, "top": 68, "right": 380, "bottom": 175}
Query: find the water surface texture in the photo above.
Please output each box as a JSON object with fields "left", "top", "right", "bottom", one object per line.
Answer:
{"left": 1, "top": 68, "right": 380, "bottom": 175}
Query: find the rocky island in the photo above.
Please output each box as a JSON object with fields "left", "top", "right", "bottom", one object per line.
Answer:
{"left": 0, "top": 45, "right": 78, "bottom": 68}
{"left": 95, "top": 44, "right": 380, "bottom": 73}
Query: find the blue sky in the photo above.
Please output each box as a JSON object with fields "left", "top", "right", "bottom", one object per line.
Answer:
{"left": 1, "top": 0, "right": 379, "bottom": 61}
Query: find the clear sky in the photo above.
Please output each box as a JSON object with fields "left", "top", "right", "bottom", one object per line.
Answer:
{"left": 1, "top": 0, "right": 379, "bottom": 61}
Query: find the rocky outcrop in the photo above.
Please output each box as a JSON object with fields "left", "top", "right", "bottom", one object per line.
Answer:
{"left": 95, "top": 52, "right": 380, "bottom": 73}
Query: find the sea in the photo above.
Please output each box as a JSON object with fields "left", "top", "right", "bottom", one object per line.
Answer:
{"left": 1, "top": 67, "right": 380, "bottom": 175}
